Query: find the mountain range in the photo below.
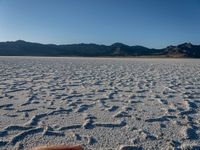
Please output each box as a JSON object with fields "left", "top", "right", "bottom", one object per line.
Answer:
{"left": 0, "top": 40, "right": 200, "bottom": 58}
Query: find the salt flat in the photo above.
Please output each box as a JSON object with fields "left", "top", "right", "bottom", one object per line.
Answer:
{"left": 0, "top": 57, "right": 200, "bottom": 150}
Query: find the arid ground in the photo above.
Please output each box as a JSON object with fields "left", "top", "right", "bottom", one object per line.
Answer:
{"left": 0, "top": 57, "right": 200, "bottom": 150}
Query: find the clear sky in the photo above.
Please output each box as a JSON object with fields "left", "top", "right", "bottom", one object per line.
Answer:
{"left": 0, "top": 0, "right": 200, "bottom": 48}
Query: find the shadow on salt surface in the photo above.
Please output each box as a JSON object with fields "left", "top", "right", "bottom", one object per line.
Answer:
{"left": 42, "top": 126, "right": 65, "bottom": 137}
{"left": 10, "top": 127, "right": 44, "bottom": 145}
{"left": 21, "top": 95, "right": 38, "bottom": 106}
{"left": 178, "top": 99, "right": 200, "bottom": 140}
{"left": 94, "top": 119, "right": 127, "bottom": 128}
{"left": 186, "top": 127, "right": 199, "bottom": 140}
{"left": 76, "top": 104, "right": 95, "bottom": 113}
{"left": 145, "top": 115, "right": 177, "bottom": 122}
{"left": 0, "top": 103, "right": 13, "bottom": 109}
{"left": 0, "top": 141, "right": 8, "bottom": 147}
{"left": 117, "top": 145, "right": 143, "bottom": 150}
{"left": 59, "top": 124, "right": 82, "bottom": 131}
{"left": 107, "top": 105, "right": 119, "bottom": 112}
{"left": 17, "top": 108, "right": 37, "bottom": 112}
{"left": 181, "top": 145, "right": 200, "bottom": 150}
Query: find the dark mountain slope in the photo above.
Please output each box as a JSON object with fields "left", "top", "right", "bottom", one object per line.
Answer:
{"left": 0, "top": 40, "right": 199, "bottom": 57}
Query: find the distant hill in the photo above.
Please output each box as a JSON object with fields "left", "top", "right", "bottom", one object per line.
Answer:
{"left": 0, "top": 40, "right": 199, "bottom": 57}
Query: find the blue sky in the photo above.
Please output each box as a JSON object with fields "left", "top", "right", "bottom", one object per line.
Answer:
{"left": 0, "top": 0, "right": 200, "bottom": 48}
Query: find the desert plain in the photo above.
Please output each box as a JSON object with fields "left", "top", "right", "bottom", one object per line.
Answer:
{"left": 0, "top": 57, "right": 200, "bottom": 150}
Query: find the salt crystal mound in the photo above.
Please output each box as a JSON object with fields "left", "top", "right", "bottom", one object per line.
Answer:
{"left": 0, "top": 57, "right": 200, "bottom": 150}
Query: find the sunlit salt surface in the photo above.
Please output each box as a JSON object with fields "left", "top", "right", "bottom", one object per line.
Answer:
{"left": 0, "top": 57, "right": 200, "bottom": 150}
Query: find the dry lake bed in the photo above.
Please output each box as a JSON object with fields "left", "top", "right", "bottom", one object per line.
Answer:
{"left": 0, "top": 57, "right": 200, "bottom": 150}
